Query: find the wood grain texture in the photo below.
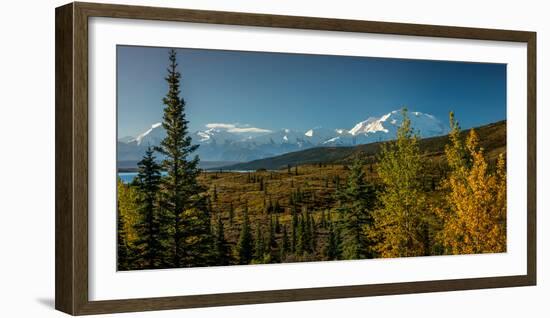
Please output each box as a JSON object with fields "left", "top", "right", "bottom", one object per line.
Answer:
{"left": 55, "top": 3, "right": 75, "bottom": 314}
{"left": 55, "top": 2, "right": 537, "bottom": 315}
{"left": 526, "top": 33, "right": 537, "bottom": 286}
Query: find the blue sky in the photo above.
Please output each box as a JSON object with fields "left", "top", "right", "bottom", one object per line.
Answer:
{"left": 117, "top": 45, "right": 506, "bottom": 138}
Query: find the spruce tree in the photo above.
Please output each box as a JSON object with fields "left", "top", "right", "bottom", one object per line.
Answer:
{"left": 291, "top": 206, "right": 298, "bottom": 253}
{"left": 302, "top": 208, "right": 312, "bottom": 253}
{"left": 274, "top": 215, "right": 281, "bottom": 233}
{"left": 134, "top": 147, "right": 163, "bottom": 269}
{"left": 268, "top": 216, "right": 277, "bottom": 250}
{"left": 254, "top": 222, "right": 265, "bottom": 262}
{"left": 156, "top": 49, "right": 209, "bottom": 267}
{"left": 214, "top": 214, "right": 231, "bottom": 265}
{"left": 274, "top": 200, "right": 281, "bottom": 214}
{"left": 280, "top": 225, "right": 290, "bottom": 261}
{"left": 336, "top": 158, "right": 377, "bottom": 260}
{"left": 324, "top": 221, "right": 341, "bottom": 260}
{"left": 236, "top": 205, "right": 253, "bottom": 264}
{"left": 296, "top": 213, "right": 305, "bottom": 255}
{"left": 178, "top": 195, "right": 214, "bottom": 267}
{"left": 309, "top": 213, "right": 317, "bottom": 252}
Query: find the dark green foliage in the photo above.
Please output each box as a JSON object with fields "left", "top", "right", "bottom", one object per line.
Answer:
{"left": 309, "top": 213, "right": 317, "bottom": 251}
{"left": 280, "top": 225, "right": 290, "bottom": 261}
{"left": 324, "top": 220, "right": 341, "bottom": 260}
{"left": 295, "top": 214, "right": 304, "bottom": 255}
{"left": 177, "top": 196, "right": 214, "bottom": 267}
{"left": 274, "top": 215, "right": 281, "bottom": 233}
{"left": 336, "top": 158, "right": 377, "bottom": 260}
{"left": 116, "top": 61, "right": 507, "bottom": 271}
{"left": 273, "top": 200, "right": 281, "bottom": 214}
{"left": 296, "top": 208, "right": 314, "bottom": 256}
{"left": 236, "top": 205, "right": 253, "bottom": 264}
{"left": 297, "top": 207, "right": 314, "bottom": 254}
{"left": 268, "top": 216, "right": 277, "bottom": 250}
{"left": 156, "top": 49, "right": 211, "bottom": 267}
{"left": 254, "top": 222, "right": 265, "bottom": 261}
{"left": 213, "top": 214, "right": 231, "bottom": 265}
{"left": 291, "top": 206, "right": 298, "bottom": 252}
{"left": 133, "top": 147, "right": 164, "bottom": 269}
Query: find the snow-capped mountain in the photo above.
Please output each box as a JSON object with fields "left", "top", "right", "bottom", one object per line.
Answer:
{"left": 118, "top": 110, "right": 448, "bottom": 163}
{"left": 129, "top": 122, "right": 164, "bottom": 146}
{"left": 349, "top": 110, "right": 446, "bottom": 136}
{"left": 323, "top": 110, "right": 448, "bottom": 146}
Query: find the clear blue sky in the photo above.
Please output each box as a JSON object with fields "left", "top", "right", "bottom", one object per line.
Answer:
{"left": 117, "top": 45, "right": 506, "bottom": 138}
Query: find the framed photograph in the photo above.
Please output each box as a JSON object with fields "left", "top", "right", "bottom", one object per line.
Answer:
{"left": 55, "top": 2, "right": 536, "bottom": 315}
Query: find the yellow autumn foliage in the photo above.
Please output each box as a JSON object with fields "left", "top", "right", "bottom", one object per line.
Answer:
{"left": 374, "top": 109, "right": 428, "bottom": 258}
{"left": 438, "top": 114, "right": 506, "bottom": 254}
{"left": 117, "top": 179, "right": 140, "bottom": 247}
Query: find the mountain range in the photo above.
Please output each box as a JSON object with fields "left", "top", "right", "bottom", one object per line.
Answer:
{"left": 117, "top": 110, "right": 449, "bottom": 168}
{"left": 222, "top": 120, "right": 506, "bottom": 171}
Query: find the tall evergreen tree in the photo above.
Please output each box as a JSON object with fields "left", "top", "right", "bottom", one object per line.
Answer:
{"left": 268, "top": 215, "right": 277, "bottom": 250}
{"left": 336, "top": 158, "right": 377, "bottom": 260}
{"left": 309, "top": 213, "right": 317, "bottom": 252}
{"left": 133, "top": 147, "right": 163, "bottom": 269}
{"left": 324, "top": 221, "right": 340, "bottom": 260}
{"left": 280, "top": 225, "right": 290, "bottom": 261}
{"left": 274, "top": 215, "right": 281, "bottom": 233}
{"left": 156, "top": 49, "right": 210, "bottom": 267}
{"left": 291, "top": 206, "right": 298, "bottom": 252}
{"left": 214, "top": 214, "right": 231, "bottom": 265}
{"left": 254, "top": 222, "right": 265, "bottom": 262}
{"left": 236, "top": 205, "right": 254, "bottom": 264}
{"left": 302, "top": 208, "right": 312, "bottom": 253}
{"left": 178, "top": 195, "right": 214, "bottom": 267}
{"left": 296, "top": 213, "right": 306, "bottom": 255}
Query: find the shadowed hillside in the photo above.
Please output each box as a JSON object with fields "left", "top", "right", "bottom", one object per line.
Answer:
{"left": 221, "top": 120, "right": 506, "bottom": 171}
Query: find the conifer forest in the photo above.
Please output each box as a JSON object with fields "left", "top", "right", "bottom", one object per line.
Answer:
{"left": 117, "top": 49, "right": 507, "bottom": 270}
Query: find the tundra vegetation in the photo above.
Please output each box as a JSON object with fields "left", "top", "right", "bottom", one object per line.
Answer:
{"left": 117, "top": 49, "right": 506, "bottom": 270}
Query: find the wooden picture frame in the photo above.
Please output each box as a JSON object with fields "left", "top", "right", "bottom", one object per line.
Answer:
{"left": 55, "top": 2, "right": 536, "bottom": 315}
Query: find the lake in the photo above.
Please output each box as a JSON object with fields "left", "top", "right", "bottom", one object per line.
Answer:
{"left": 118, "top": 171, "right": 168, "bottom": 183}
{"left": 118, "top": 169, "right": 260, "bottom": 183}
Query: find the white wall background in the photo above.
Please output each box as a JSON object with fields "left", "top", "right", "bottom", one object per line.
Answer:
{"left": 0, "top": 0, "right": 547, "bottom": 316}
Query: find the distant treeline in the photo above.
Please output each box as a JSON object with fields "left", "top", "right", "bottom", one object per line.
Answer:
{"left": 117, "top": 49, "right": 506, "bottom": 271}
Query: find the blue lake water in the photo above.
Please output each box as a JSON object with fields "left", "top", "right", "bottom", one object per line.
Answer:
{"left": 118, "top": 170, "right": 258, "bottom": 183}
{"left": 118, "top": 171, "right": 168, "bottom": 183}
